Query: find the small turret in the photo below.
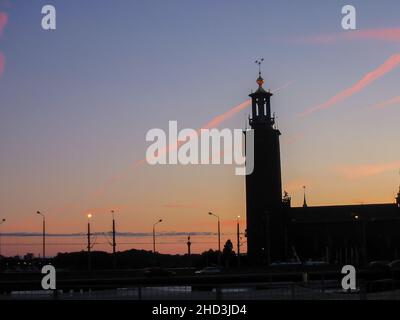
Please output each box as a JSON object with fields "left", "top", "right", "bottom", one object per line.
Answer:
{"left": 282, "top": 191, "right": 291, "bottom": 208}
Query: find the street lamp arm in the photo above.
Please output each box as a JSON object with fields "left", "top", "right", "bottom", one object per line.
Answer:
{"left": 36, "top": 211, "right": 45, "bottom": 219}
{"left": 208, "top": 212, "right": 220, "bottom": 220}
{"left": 153, "top": 219, "right": 163, "bottom": 227}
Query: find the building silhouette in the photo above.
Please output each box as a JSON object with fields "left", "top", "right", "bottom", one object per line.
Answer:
{"left": 245, "top": 72, "right": 400, "bottom": 265}
{"left": 245, "top": 71, "right": 285, "bottom": 264}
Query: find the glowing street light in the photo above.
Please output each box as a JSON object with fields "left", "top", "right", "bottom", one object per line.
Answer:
{"left": 87, "top": 213, "right": 93, "bottom": 271}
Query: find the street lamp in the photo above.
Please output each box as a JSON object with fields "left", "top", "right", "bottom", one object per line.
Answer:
{"left": 187, "top": 234, "right": 191, "bottom": 256}
{"left": 87, "top": 213, "right": 93, "bottom": 271}
{"left": 352, "top": 213, "right": 367, "bottom": 265}
{"left": 208, "top": 212, "right": 221, "bottom": 265}
{"left": 110, "top": 210, "right": 117, "bottom": 269}
{"left": 0, "top": 219, "right": 6, "bottom": 258}
{"left": 153, "top": 219, "right": 162, "bottom": 254}
{"left": 36, "top": 211, "right": 46, "bottom": 260}
{"left": 237, "top": 215, "right": 241, "bottom": 267}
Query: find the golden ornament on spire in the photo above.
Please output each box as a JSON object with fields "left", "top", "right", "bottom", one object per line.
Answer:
{"left": 256, "top": 76, "right": 264, "bottom": 87}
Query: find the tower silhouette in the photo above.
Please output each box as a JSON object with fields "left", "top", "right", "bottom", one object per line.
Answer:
{"left": 245, "top": 65, "right": 285, "bottom": 264}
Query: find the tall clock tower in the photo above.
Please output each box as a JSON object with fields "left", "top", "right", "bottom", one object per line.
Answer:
{"left": 245, "top": 68, "right": 285, "bottom": 264}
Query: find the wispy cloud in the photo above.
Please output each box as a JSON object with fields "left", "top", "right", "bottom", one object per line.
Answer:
{"left": 300, "top": 28, "right": 400, "bottom": 44}
{"left": 0, "top": 11, "right": 7, "bottom": 36}
{"left": 333, "top": 161, "right": 400, "bottom": 179}
{"left": 201, "top": 100, "right": 251, "bottom": 129}
{"left": 301, "top": 54, "right": 400, "bottom": 116}
{"left": 91, "top": 100, "right": 252, "bottom": 198}
{"left": 368, "top": 96, "right": 400, "bottom": 110}
{"left": 146, "top": 82, "right": 293, "bottom": 163}
{"left": 0, "top": 11, "right": 7, "bottom": 79}
{"left": 91, "top": 82, "right": 293, "bottom": 199}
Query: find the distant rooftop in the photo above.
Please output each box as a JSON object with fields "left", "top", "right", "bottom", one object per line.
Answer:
{"left": 289, "top": 203, "right": 400, "bottom": 223}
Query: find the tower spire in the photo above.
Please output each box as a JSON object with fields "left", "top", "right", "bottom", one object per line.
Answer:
{"left": 255, "top": 58, "right": 264, "bottom": 76}
{"left": 255, "top": 58, "right": 265, "bottom": 88}
{"left": 249, "top": 58, "right": 274, "bottom": 128}
{"left": 303, "top": 186, "right": 308, "bottom": 208}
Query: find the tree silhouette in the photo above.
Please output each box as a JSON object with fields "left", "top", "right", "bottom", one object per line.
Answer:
{"left": 223, "top": 239, "right": 235, "bottom": 268}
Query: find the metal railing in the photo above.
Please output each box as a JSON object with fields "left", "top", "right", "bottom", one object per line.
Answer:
{"left": 2, "top": 280, "right": 400, "bottom": 300}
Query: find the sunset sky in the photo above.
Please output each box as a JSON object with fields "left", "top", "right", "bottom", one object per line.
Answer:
{"left": 0, "top": 0, "right": 399, "bottom": 257}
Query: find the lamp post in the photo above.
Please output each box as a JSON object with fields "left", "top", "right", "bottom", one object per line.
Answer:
{"left": 87, "top": 213, "right": 92, "bottom": 271}
{"left": 110, "top": 210, "right": 117, "bottom": 269}
{"left": 187, "top": 235, "right": 191, "bottom": 256}
{"left": 0, "top": 219, "right": 5, "bottom": 258}
{"left": 237, "top": 215, "right": 241, "bottom": 267}
{"left": 36, "top": 211, "right": 46, "bottom": 260}
{"left": 208, "top": 212, "right": 221, "bottom": 265}
{"left": 352, "top": 213, "right": 367, "bottom": 266}
{"left": 153, "top": 219, "right": 162, "bottom": 254}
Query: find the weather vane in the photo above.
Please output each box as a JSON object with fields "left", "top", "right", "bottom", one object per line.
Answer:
{"left": 255, "top": 58, "right": 264, "bottom": 75}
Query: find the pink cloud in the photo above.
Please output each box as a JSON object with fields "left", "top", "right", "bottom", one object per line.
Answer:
{"left": 90, "top": 100, "right": 252, "bottom": 198}
{"left": 0, "top": 12, "right": 7, "bottom": 36}
{"left": 201, "top": 81, "right": 294, "bottom": 130}
{"left": 92, "top": 82, "right": 293, "bottom": 198}
{"left": 369, "top": 96, "right": 400, "bottom": 110}
{"left": 143, "top": 81, "right": 294, "bottom": 164}
{"left": 334, "top": 161, "right": 400, "bottom": 180}
{"left": 202, "top": 100, "right": 251, "bottom": 129}
{"left": 301, "top": 54, "right": 400, "bottom": 116}
{"left": 302, "top": 28, "right": 400, "bottom": 44}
